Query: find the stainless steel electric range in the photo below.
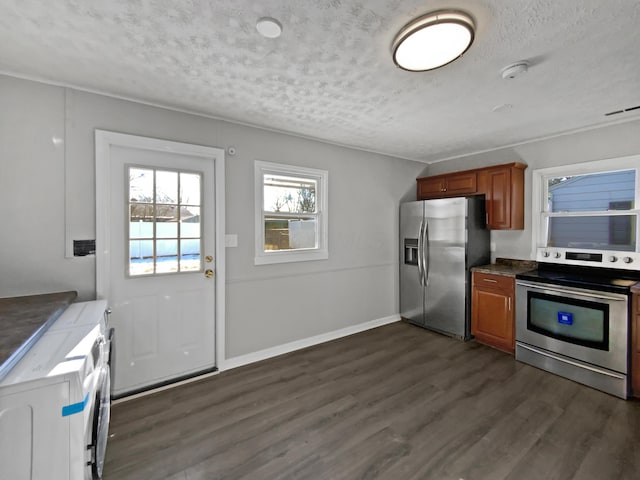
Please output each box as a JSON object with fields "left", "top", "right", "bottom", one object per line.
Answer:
{"left": 515, "top": 250, "right": 640, "bottom": 399}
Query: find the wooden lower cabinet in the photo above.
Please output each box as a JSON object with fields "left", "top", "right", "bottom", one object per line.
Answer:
{"left": 632, "top": 288, "right": 640, "bottom": 398}
{"left": 471, "top": 272, "right": 515, "bottom": 354}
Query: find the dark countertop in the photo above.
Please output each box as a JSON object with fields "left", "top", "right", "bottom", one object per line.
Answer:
{"left": 0, "top": 291, "right": 77, "bottom": 380}
{"left": 472, "top": 258, "right": 538, "bottom": 278}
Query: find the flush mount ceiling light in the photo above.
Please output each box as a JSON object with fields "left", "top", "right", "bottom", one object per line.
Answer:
{"left": 392, "top": 10, "right": 475, "bottom": 72}
{"left": 256, "top": 17, "right": 282, "bottom": 39}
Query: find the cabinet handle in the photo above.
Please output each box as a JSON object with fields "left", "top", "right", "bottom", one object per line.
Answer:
{"left": 483, "top": 278, "right": 498, "bottom": 283}
{"left": 508, "top": 297, "right": 511, "bottom": 311}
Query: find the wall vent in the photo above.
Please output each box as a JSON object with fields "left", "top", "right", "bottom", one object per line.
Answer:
{"left": 605, "top": 104, "right": 640, "bottom": 116}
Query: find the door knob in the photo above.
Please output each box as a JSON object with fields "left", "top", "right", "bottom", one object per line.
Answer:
{"left": 205, "top": 255, "right": 213, "bottom": 263}
{"left": 205, "top": 269, "right": 214, "bottom": 278}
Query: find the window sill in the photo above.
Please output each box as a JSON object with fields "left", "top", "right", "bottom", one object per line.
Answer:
{"left": 254, "top": 249, "right": 329, "bottom": 266}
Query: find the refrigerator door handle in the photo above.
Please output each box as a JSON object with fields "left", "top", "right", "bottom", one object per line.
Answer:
{"left": 424, "top": 222, "right": 430, "bottom": 285}
{"left": 417, "top": 219, "right": 425, "bottom": 286}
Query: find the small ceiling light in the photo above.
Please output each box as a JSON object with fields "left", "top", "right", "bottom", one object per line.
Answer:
{"left": 392, "top": 10, "right": 475, "bottom": 72}
{"left": 256, "top": 17, "right": 282, "bottom": 39}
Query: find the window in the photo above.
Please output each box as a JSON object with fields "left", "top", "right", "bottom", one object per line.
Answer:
{"left": 255, "top": 161, "right": 328, "bottom": 265}
{"left": 532, "top": 156, "right": 640, "bottom": 255}
{"left": 128, "top": 166, "right": 203, "bottom": 276}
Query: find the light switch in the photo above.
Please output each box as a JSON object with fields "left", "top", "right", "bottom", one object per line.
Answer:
{"left": 225, "top": 234, "right": 238, "bottom": 248}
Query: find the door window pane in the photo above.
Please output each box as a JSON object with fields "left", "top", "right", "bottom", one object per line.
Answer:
{"left": 129, "top": 168, "right": 154, "bottom": 202}
{"left": 155, "top": 205, "right": 178, "bottom": 238}
{"left": 129, "top": 240, "right": 154, "bottom": 276}
{"left": 180, "top": 241, "right": 200, "bottom": 272}
{"left": 129, "top": 204, "right": 154, "bottom": 239}
{"left": 180, "top": 173, "right": 201, "bottom": 205}
{"left": 181, "top": 206, "right": 200, "bottom": 237}
{"left": 127, "top": 166, "right": 203, "bottom": 276}
{"left": 156, "top": 239, "right": 178, "bottom": 273}
{"left": 156, "top": 170, "right": 178, "bottom": 204}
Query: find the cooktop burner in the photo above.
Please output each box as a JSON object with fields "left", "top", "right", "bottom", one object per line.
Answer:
{"left": 516, "top": 263, "right": 640, "bottom": 294}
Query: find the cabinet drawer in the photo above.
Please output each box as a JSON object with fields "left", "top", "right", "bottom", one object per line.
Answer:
{"left": 472, "top": 272, "right": 514, "bottom": 292}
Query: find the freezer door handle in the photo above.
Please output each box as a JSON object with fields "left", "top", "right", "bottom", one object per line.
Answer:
{"left": 424, "top": 222, "right": 430, "bottom": 285}
{"left": 417, "top": 220, "right": 425, "bottom": 286}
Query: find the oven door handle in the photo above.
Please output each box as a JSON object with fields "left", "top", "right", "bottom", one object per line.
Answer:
{"left": 515, "top": 281, "right": 627, "bottom": 302}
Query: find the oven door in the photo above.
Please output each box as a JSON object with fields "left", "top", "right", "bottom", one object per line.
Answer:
{"left": 515, "top": 281, "right": 628, "bottom": 374}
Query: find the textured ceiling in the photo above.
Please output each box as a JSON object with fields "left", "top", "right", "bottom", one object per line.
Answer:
{"left": 1, "top": 0, "right": 639, "bottom": 163}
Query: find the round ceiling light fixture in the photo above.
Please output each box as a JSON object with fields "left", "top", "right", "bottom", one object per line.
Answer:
{"left": 256, "top": 17, "right": 282, "bottom": 39}
{"left": 392, "top": 10, "right": 475, "bottom": 72}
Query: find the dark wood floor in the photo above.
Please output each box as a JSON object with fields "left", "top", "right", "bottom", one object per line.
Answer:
{"left": 104, "top": 321, "right": 640, "bottom": 480}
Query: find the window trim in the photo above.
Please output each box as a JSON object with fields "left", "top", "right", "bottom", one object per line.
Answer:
{"left": 254, "top": 161, "right": 329, "bottom": 265}
{"left": 531, "top": 154, "right": 640, "bottom": 258}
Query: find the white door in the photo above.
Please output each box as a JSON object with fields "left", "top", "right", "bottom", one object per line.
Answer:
{"left": 96, "top": 132, "right": 225, "bottom": 397}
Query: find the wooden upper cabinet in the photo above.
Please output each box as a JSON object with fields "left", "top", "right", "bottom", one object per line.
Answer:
{"left": 485, "top": 164, "right": 525, "bottom": 230}
{"left": 446, "top": 172, "right": 477, "bottom": 195}
{"left": 417, "top": 162, "right": 526, "bottom": 230}
{"left": 417, "top": 176, "right": 446, "bottom": 198}
{"left": 417, "top": 171, "right": 477, "bottom": 198}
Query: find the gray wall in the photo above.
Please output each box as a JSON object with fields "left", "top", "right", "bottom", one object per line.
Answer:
{"left": 423, "top": 119, "right": 640, "bottom": 260}
{"left": 0, "top": 75, "right": 424, "bottom": 359}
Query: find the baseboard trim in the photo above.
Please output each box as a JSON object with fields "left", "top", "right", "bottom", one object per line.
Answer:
{"left": 220, "top": 314, "right": 401, "bottom": 372}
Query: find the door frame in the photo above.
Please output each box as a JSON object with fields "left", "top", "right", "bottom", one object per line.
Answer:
{"left": 95, "top": 130, "right": 226, "bottom": 370}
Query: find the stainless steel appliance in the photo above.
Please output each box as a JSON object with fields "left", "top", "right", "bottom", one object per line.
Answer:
{"left": 400, "top": 197, "right": 490, "bottom": 339}
{"left": 515, "top": 263, "right": 639, "bottom": 398}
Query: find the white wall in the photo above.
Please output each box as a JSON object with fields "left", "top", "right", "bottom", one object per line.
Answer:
{"left": 423, "top": 119, "right": 640, "bottom": 261}
{"left": 0, "top": 75, "right": 424, "bottom": 359}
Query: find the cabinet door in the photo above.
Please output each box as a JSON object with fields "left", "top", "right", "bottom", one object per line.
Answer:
{"left": 486, "top": 166, "right": 525, "bottom": 230}
{"left": 417, "top": 177, "right": 445, "bottom": 199}
{"left": 471, "top": 273, "right": 514, "bottom": 354}
{"left": 445, "top": 172, "right": 477, "bottom": 195}
{"left": 486, "top": 168, "right": 512, "bottom": 229}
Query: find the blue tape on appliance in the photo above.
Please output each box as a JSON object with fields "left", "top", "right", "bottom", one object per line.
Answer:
{"left": 61, "top": 393, "right": 89, "bottom": 417}
{"left": 557, "top": 311, "right": 573, "bottom": 325}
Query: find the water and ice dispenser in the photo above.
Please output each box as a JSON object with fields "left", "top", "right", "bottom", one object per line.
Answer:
{"left": 404, "top": 238, "right": 418, "bottom": 266}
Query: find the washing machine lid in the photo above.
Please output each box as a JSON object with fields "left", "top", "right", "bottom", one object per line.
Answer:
{"left": 46, "top": 300, "right": 107, "bottom": 332}
{"left": 0, "top": 323, "right": 100, "bottom": 386}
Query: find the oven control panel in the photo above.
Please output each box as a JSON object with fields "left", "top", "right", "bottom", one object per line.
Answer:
{"left": 536, "top": 248, "right": 640, "bottom": 270}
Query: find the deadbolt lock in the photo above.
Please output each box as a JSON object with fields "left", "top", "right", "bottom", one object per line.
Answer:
{"left": 205, "top": 269, "right": 214, "bottom": 278}
{"left": 205, "top": 255, "right": 213, "bottom": 263}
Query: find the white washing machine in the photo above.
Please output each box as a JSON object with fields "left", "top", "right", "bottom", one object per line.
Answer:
{"left": 0, "top": 300, "right": 112, "bottom": 480}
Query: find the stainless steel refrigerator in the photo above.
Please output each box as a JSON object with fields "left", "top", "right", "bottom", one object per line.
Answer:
{"left": 400, "top": 196, "right": 490, "bottom": 340}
